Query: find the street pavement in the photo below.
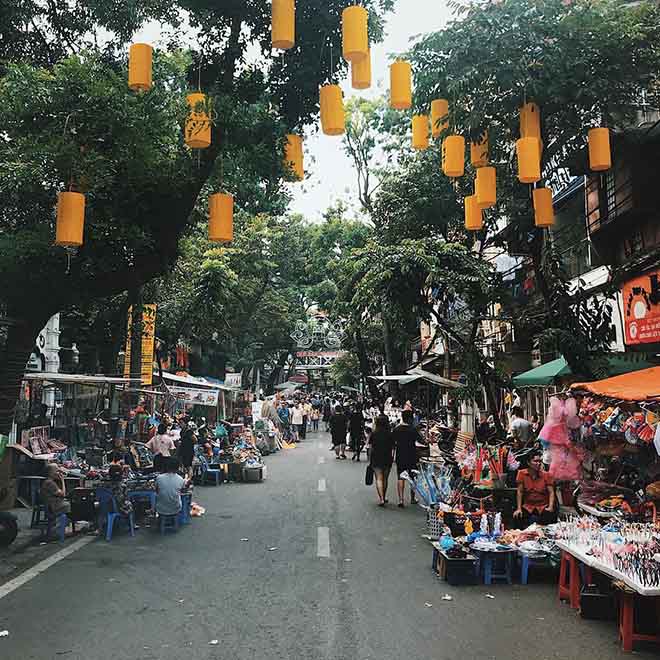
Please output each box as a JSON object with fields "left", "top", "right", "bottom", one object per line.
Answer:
{"left": 0, "top": 430, "right": 656, "bottom": 659}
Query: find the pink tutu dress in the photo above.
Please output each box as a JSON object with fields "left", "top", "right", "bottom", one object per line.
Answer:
{"left": 539, "top": 397, "right": 584, "bottom": 480}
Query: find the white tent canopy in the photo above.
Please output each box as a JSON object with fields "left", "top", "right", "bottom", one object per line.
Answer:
{"left": 370, "top": 368, "right": 461, "bottom": 389}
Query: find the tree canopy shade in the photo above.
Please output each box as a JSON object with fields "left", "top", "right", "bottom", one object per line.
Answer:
{"left": 0, "top": 0, "right": 394, "bottom": 433}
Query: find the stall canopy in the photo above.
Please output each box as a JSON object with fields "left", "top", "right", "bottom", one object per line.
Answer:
{"left": 571, "top": 366, "right": 660, "bottom": 402}
{"left": 371, "top": 369, "right": 461, "bottom": 389}
{"left": 23, "top": 373, "right": 140, "bottom": 386}
{"left": 274, "top": 382, "right": 303, "bottom": 391}
{"left": 513, "top": 355, "right": 654, "bottom": 387}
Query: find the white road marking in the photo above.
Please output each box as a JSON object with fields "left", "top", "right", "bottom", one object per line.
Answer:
{"left": 317, "top": 527, "right": 330, "bottom": 558}
{"left": 317, "top": 441, "right": 324, "bottom": 450}
{"left": 318, "top": 456, "right": 325, "bottom": 465}
{"left": 318, "top": 478, "right": 326, "bottom": 492}
{"left": 0, "top": 536, "right": 94, "bottom": 600}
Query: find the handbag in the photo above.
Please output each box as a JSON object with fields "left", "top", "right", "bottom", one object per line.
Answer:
{"left": 365, "top": 464, "right": 374, "bottom": 486}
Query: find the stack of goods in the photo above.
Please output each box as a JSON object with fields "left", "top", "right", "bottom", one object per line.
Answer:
{"left": 539, "top": 396, "right": 584, "bottom": 480}
{"left": 578, "top": 481, "right": 639, "bottom": 517}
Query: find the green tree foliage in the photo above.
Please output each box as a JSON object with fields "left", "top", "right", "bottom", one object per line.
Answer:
{"left": 0, "top": 0, "right": 394, "bottom": 431}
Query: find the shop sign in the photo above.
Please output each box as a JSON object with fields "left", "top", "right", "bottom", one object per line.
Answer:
{"left": 622, "top": 271, "right": 660, "bottom": 345}
{"left": 123, "top": 304, "right": 157, "bottom": 384}
{"left": 168, "top": 386, "right": 218, "bottom": 407}
{"left": 224, "top": 373, "right": 242, "bottom": 388}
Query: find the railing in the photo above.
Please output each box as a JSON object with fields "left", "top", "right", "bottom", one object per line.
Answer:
{"left": 586, "top": 169, "right": 635, "bottom": 234}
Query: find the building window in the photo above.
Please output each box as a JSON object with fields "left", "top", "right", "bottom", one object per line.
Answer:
{"left": 624, "top": 230, "right": 644, "bottom": 258}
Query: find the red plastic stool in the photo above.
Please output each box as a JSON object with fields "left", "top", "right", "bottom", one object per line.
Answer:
{"left": 617, "top": 588, "right": 660, "bottom": 653}
{"left": 558, "top": 550, "right": 581, "bottom": 609}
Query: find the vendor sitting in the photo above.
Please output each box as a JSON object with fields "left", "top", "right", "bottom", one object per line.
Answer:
{"left": 514, "top": 452, "right": 556, "bottom": 527}
{"left": 155, "top": 457, "right": 190, "bottom": 518}
{"left": 107, "top": 464, "right": 134, "bottom": 516}
{"left": 41, "top": 464, "right": 71, "bottom": 517}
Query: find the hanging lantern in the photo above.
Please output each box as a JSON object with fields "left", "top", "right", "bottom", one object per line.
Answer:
{"left": 470, "top": 131, "right": 489, "bottom": 168}
{"left": 209, "top": 193, "right": 233, "bottom": 243}
{"left": 390, "top": 61, "right": 412, "bottom": 110}
{"left": 464, "top": 195, "right": 483, "bottom": 231}
{"left": 320, "top": 85, "right": 345, "bottom": 136}
{"left": 442, "top": 135, "right": 465, "bottom": 178}
{"left": 284, "top": 134, "right": 304, "bottom": 181}
{"left": 272, "top": 0, "right": 295, "bottom": 50}
{"left": 412, "top": 115, "right": 429, "bottom": 151}
{"left": 533, "top": 188, "right": 554, "bottom": 228}
{"left": 351, "top": 48, "right": 371, "bottom": 90}
{"left": 516, "top": 137, "right": 541, "bottom": 184}
{"left": 128, "top": 43, "right": 153, "bottom": 92}
{"left": 431, "top": 99, "right": 449, "bottom": 139}
{"left": 185, "top": 93, "right": 211, "bottom": 149}
{"left": 520, "top": 102, "right": 541, "bottom": 140}
{"left": 588, "top": 127, "right": 611, "bottom": 172}
{"left": 55, "top": 191, "right": 85, "bottom": 247}
{"left": 342, "top": 6, "right": 368, "bottom": 62}
{"left": 476, "top": 166, "right": 496, "bottom": 209}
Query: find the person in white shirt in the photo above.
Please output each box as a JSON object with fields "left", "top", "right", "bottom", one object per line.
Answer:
{"left": 291, "top": 403, "right": 304, "bottom": 441}
{"left": 155, "top": 457, "right": 190, "bottom": 516}
{"left": 146, "top": 423, "right": 176, "bottom": 472}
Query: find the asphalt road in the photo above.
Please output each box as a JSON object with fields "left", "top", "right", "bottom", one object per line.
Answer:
{"left": 0, "top": 431, "right": 656, "bottom": 659}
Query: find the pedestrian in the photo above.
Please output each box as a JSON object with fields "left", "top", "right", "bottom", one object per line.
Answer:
{"left": 349, "top": 403, "right": 365, "bottom": 461}
{"left": 311, "top": 406, "right": 320, "bottom": 432}
{"left": 392, "top": 409, "right": 421, "bottom": 507}
{"left": 369, "top": 415, "right": 395, "bottom": 506}
{"left": 510, "top": 406, "right": 532, "bottom": 445}
{"left": 329, "top": 405, "right": 348, "bottom": 459}
{"left": 322, "top": 397, "right": 332, "bottom": 432}
{"left": 292, "top": 402, "right": 304, "bottom": 441}
{"left": 303, "top": 399, "right": 312, "bottom": 438}
{"left": 178, "top": 421, "right": 196, "bottom": 479}
{"left": 146, "top": 422, "right": 176, "bottom": 472}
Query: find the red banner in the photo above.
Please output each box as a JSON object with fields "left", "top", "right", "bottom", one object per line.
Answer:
{"left": 622, "top": 270, "right": 660, "bottom": 345}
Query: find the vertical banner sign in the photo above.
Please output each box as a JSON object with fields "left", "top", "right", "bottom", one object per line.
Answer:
{"left": 622, "top": 271, "right": 660, "bottom": 345}
{"left": 123, "top": 304, "right": 157, "bottom": 384}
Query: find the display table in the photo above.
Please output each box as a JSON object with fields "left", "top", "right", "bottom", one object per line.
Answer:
{"left": 556, "top": 540, "right": 660, "bottom": 652}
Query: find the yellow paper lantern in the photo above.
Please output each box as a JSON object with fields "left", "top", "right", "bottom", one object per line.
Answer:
{"left": 412, "top": 115, "right": 429, "bottom": 151}
{"left": 272, "top": 0, "right": 295, "bottom": 50}
{"left": 390, "top": 61, "right": 412, "bottom": 110}
{"left": 185, "top": 93, "right": 211, "bottom": 149}
{"left": 284, "top": 134, "right": 304, "bottom": 181}
{"left": 342, "top": 6, "right": 368, "bottom": 62}
{"left": 128, "top": 43, "right": 153, "bottom": 92}
{"left": 470, "top": 131, "right": 489, "bottom": 168}
{"left": 588, "top": 127, "right": 611, "bottom": 172}
{"left": 320, "top": 85, "right": 345, "bottom": 136}
{"left": 533, "top": 188, "right": 554, "bottom": 227}
{"left": 431, "top": 99, "right": 449, "bottom": 139}
{"left": 520, "top": 102, "right": 541, "bottom": 140}
{"left": 476, "top": 166, "right": 496, "bottom": 209}
{"left": 464, "top": 195, "right": 483, "bottom": 231}
{"left": 55, "top": 191, "right": 85, "bottom": 247}
{"left": 209, "top": 193, "right": 233, "bottom": 243}
{"left": 351, "top": 48, "right": 371, "bottom": 90}
{"left": 442, "top": 135, "right": 465, "bottom": 178}
{"left": 516, "top": 137, "right": 541, "bottom": 184}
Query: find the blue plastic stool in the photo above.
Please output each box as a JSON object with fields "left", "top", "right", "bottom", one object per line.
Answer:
{"left": 178, "top": 494, "right": 192, "bottom": 525}
{"left": 477, "top": 550, "right": 514, "bottom": 585}
{"left": 97, "top": 488, "right": 136, "bottom": 542}
{"left": 160, "top": 513, "right": 179, "bottom": 535}
{"left": 519, "top": 552, "right": 548, "bottom": 585}
{"left": 44, "top": 512, "right": 69, "bottom": 542}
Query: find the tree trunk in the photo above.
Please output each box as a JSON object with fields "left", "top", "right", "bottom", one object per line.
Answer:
{"left": 266, "top": 350, "right": 290, "bottom": 393}
{"left": 354, "top": 328, "right": 381, "bottom": 401}
{"left": 0, "top": 316, "right": 47, "bottom": 436}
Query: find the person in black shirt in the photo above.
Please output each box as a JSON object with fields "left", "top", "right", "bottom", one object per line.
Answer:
{"left": 392, "top": 409, "right": 421, "bottom": 507}
{"left": 349, "top": 404, "right": 366, "bottom": 462}
{"left": 329, "top": 406, "right": 348, "bottom": 459}
{"left": 369, "top": 415, "right": 395, "bottom": 506}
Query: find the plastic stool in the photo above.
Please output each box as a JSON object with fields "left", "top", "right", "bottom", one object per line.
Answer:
{"left": 558, "top": 551, "right": 580, "bottom": 609}
{"left": 160, "top": 513, "right": 179, "bottom": 535}
{"left": 617, "top": 587, "right": 660, "bottom": 652}
{"left": 519, "top": 553, "right": 547, "bottom": 585}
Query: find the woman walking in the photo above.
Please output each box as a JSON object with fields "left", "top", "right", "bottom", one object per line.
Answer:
{"left": 349, "top": 403, "right": 366, "bottom": 461}
{"left": 329, "top": 405, "right": 348, "bottom": 459}
{"left": 369, "top": 415, "right": 395, "bottom": 506}
{"left": 392, "top": 410, "right": 421, "bottom": 507}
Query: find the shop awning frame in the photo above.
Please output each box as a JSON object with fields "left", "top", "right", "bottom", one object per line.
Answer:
{"left": 370, "top": 369, "right": 461, "bottom": 389}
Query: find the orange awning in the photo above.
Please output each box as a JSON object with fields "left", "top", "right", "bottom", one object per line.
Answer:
{"left": 571, "top": 366, "right": 660, "bottom": 402}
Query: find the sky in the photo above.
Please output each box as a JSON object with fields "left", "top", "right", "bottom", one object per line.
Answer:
{"left": 290, "top": 1, "right": 454, "bottom": 220}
